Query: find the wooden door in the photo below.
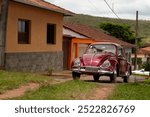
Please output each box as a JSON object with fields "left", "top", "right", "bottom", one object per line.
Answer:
{"left": 63, "top": 38, "right": 71, "bottom": 70}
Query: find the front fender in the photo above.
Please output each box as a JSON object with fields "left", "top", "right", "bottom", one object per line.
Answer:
{"left": 109, "top": 57, "right": 118, "bottom": 71}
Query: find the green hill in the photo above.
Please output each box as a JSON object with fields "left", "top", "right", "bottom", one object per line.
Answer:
{"left": 65, "top": 14, "right": 150, "bottom": 44}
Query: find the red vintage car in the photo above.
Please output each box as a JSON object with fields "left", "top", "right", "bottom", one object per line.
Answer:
{"left": 72, "top": 42, "right": 132, "bottom": 83}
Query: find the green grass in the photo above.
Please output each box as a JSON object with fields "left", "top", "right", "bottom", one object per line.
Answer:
{"left": 108, "top": 82, "right": 150, "bottom": 100}
{"left": 2, "top": 70, "right": 150, "bottom": 100}
{"left": 13, "top": 80, "right": 96, "bottom": 100}
{"left": 144, "top": 78, "right": 150, "bottom": 84}
{"left": 0, "top": 70, "right": 51, "bottom": 94}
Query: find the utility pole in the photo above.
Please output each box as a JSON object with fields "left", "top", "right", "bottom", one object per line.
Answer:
{"left": 112, "top": 0, "right": 114, "bottom": 11}
{"left": 134, "top": 11, "right": 138, "bottom": 70}
{"left": 0, "top": 0, "right": 9, "bottom": 68}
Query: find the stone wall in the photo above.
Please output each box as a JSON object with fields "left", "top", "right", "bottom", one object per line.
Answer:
{"left": 5, "top": 51, "right": 63, "bottom": 72}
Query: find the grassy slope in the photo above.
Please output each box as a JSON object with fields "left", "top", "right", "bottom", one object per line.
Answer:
{"left": 0, "top": 70, "right": 51, "bottom": 94}
{"left": 0, "top": 70, "right": 97, "bottom": 100}
{"left": 13, "top": 80, "right": 96, "bottom": 100}
{"left": 65, "top": 14, "right": 150, "bottom": 42}
{"left": 108, "top": 83, "right": 150, "bottom": 100}
{"left": 108, "top": 79, "right": 150, "bottom": 100}
{"left": 1, "top": 70, "right": 150, "bottom": 100}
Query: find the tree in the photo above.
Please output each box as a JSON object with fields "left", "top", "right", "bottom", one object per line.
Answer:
{"left": 100, "top": 22, "right": 135, "bottom": 44}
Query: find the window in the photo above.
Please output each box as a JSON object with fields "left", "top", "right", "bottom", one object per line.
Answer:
{"left": 18, "top": 19, "right": 30, "bottom": 44}
{"left": 86, "top": 44, "right": 116, "bottom": 54}
{"left": 118, "top": 48, "right": 124, "bottom": 56}
{"left": 47, "top": 24, "right": 56, "bottom": 44}
{"left": 126, "top": 52, "right": 131, "bottom": 62}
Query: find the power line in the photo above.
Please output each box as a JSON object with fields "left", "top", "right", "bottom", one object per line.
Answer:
{"left": 88, "top": 0, "right": 125, "bottom": 23}
{"left": 103, "top": 0, "right": 124, "bottom": 23}
{"left": 87, "top": 0, "right": 104, "bottom": 16}
{"left": 103, "top": 0, "right": 120, "bottom": 19}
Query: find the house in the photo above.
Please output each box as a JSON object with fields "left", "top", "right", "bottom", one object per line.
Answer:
{"left": 130, "top": 46, "right": 150, "bottom": 69}
{"left": 140, "top": 46, "right": 150, "bottom": 61}
{"left": 63, "top": 22, "right": 135, "bottom": 69}
{"left": 0, "top": 0, "right": 73, "bottom": 72}
{"left": 131, "top": 46, "right": 150, "bottom": 66}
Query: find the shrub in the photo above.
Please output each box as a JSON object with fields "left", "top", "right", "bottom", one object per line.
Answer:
{"left": 132, "top": 58, "right": 143, "bottom": 69}
{"left": 132, "top": 58, "right": 142, "bottom": 65}
{"left": 142, "top": 61, "right": 150, "bottom": 71}
{"left": 47, "top": 67, "right": 53, "bottom": 76}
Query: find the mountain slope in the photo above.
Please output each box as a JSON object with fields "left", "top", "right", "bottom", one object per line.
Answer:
{"left": 65, "top": 14, "right": 150, "bottom": 40}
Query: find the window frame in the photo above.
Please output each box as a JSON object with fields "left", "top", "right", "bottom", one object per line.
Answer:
{"left": 18, "top": 19, "right": 31, "bottom": 44}
{"left": 47, "top": 23, "right": 56, "bottom": 45}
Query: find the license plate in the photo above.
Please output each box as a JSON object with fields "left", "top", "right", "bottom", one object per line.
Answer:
{"left": 85, "top": 67, "right": 98, "bottom": 72}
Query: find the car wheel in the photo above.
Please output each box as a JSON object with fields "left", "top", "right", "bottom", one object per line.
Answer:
{"left": 123, "top": 71, "right": 130, "bottom": 83}
{"left": 110, "top": 70, "right": 117, "bottom": 83}
{"left": 93, "top": 75, "right": 99, "bottom": 82}
{"left": 72, "top": 72, "right": 80, "bottom": 80}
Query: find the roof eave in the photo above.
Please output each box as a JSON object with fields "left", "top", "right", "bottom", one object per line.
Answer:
{"left": 63, "top": 25, "right": 91, "bottom": 38}
{"left": 12, "top": 0, "right": 74, "bottom": 16}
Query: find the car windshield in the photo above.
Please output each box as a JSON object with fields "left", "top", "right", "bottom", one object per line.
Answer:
{"left": 85, "top": 44, "right": 116, "bottom": 54}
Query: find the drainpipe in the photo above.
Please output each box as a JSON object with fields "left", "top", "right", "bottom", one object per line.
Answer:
{"left": 0, "top": 0, "right": 9, "bottom": 69}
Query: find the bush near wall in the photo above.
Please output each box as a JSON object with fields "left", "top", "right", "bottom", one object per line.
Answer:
{"left": 142, "top": 61, "right": 150, "bottom": 71}
{"left": 132, "top": 58, "right": 142, "bottom": 65}
{"left": 132, "top": 58, "right": 143, "bottom": 69}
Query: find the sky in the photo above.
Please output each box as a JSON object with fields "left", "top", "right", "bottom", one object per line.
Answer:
{"left": 45, "top": 0, "right": 150, "bottom": 20}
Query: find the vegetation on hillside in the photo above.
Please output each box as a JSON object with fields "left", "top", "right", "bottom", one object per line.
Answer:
{"left": 100, "top": 23, "right": 135, "bottom": 44}
{"left": 65, "top": 14, "right": 150, "bottom": 45}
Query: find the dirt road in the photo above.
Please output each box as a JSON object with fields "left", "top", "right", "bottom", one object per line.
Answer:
{"left": 0, "top": 71, "right": 146, "bottom": 100}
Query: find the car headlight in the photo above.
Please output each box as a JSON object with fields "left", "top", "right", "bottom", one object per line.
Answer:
{"left": 74, "top": 58, "right": 81, "bottom": 67}
{"left": 101, "top": 60, "right": 111, "bottom": 68}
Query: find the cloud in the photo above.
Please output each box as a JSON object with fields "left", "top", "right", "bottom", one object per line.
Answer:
{"left": 45, "top": 0, "right": 150, "bottom": 20}
{"left": 114, "top": 0, "right": 150, "bottom": 19}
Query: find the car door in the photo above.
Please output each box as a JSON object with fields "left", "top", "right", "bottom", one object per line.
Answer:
{"left": 117, "top": 47, "right": 127, "bottom": 76}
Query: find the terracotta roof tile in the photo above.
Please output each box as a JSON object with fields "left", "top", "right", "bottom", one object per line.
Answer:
{"left": 12, "top": 0, "right": 74, "bottom": 16}
{"left": 64, "top": 22, "right": 135, "bottom": 48}
{"left": 141, "top": 47, "right": 150, "bottom": 54}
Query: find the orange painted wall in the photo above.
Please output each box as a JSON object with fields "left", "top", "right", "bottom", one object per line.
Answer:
{"left": 5, "top": 1, "right": 63, "bottom": 53}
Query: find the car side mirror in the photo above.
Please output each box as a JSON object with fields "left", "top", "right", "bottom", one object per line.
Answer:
{"left": 118, "top": 54, "right": 122, "bottom": 57}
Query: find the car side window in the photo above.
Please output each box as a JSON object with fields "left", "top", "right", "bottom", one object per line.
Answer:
{"left": 118, "top": 48, "right": 123, "bottom": 56}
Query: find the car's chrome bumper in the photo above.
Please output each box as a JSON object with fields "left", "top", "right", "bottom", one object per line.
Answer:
{"left": 72, "top": 67, "right": 113, "bottom": 75}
